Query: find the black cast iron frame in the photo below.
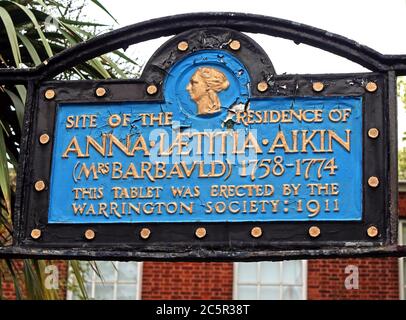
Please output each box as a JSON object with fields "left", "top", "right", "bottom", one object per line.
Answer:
{"left": 0, "top": 12, "right": 405, "bottom": 261}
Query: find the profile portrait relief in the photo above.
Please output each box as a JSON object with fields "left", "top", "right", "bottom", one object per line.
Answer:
{"left": 186, "top": 67, "right": 230, "bottom": 115}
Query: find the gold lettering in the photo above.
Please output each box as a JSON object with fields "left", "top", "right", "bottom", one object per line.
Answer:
{"left": 122, "top": 163, "right": 139, "bottom": 179}
{"left": 328, "top": 129, "right": 351, "bottom": 152}
{"left": 72, "top": 203, "right": 87, "bottom": 215}
{"left": 110, "top": 202, "right": 121, "bottom": 218}
{"left": 268, "top": 131, "right": 291, "bottom": 153}
{"left": 229, "top": 201, "right": 240, "bottom": 213}
{"left": 66, "top": 115, "right": 75, "bottom": 128}
{"left": 160, "top": 133, "right": 191, "bottom": 156}
{"left": 111, "top": 162, "right": 123, "bottom": 179}
{"left": 301, "top": 130, "right": 318, "bottom": 153}
{"left": 108, "top": 134, "right": 131, "bottom": 156}
{"left": 239, "top": 131, "right": 262, "bottom": 154}
{"left": 168, "top": 163, "right": 185, "bottom": 179}
{"left": 77, "top": 163, "right": 98, "bottom": 180}
{"left": 140, "top": 162, "right": 155, "bottom": 181}
{"left": 62, "top": 136, "right": 85, "bottom": 158}
{"left": 98, "top": 203, "right": 108, "bottom": 217}
{"left": 85, "top": 134, "right": 107, "bottom": 157}
{"left": 215, "top": 201, "right": 226, "bottom": 213}
{"left": 130, "top": 135, "right": 150, "bottom": 156}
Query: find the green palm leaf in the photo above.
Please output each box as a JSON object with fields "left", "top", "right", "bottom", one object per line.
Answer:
{"left": 4, "top": 88, "right": 24, "bottom": 127}
{"left": 0, "top": 126, "right": 11, "bottom": 214}
{"left": 0, "top": 0, "right": 139, "bottom": 300}
{"left": 17, "top": 33, "right": 42, "bottom": 65}
{"left": 89, "top": 0, "right": 118, "bottom": 24}
{"left": 5, "top": 260, "right": 22, "bottom": 299}
{"left": 70, "top": 260, "right": 88, "bottom": 299}
{"left": 0, "top": 5, "right": 21, "bottom": 67}
{"left": 8, "top": 1, "right": 53, "bottom": 58}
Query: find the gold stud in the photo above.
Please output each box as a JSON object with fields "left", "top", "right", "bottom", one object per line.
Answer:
{"left": 95, "top": 87, "right": 106, "bottom": 97}
{"left": 309, "top": 226, "right": 321, "bottom": 238}
{"left": 45, "top": 89, "right": 55, "bottom": 100}
{"left": 39, "top": 134, "right": 50, "bottom": 145}
{"left": 31, "top": 229, "right": 41, "bottom": 239}
{"left": 229, "top": 40, "right": 241, "bottom": 51}
{"left": 368, "top": 128, "right": 379, "bottom": 139}
{"left": 177, "top": 41, "right": 189, "bottom": 52}
{"left": 140, "top": 228, "right": 151, "bottom": 239}
{"left": 366, "top": 82, "right": 377, "bottom": 93}
{"left": 251, "top": 227, "right": 262, "bottom": 238}
{"left": 147, "top": 84, "right": 158, "bottom": 95}
{"left": 312, "top": 82, "right": 324, "bottom": 92}
{"left": 84, "top": 229, "right": 95, "bottom": 240}
{"left": 368, "top": 176, "right": 379, "bottom": 188}
{"left": 257, "top": 81, "right": 268, "bottom": 92}
{"left": 367, "top": 226, "right": 379, "bottom": 238}
{"left": 34, "top": 180, "right": 45, "bottom": 192}
{"left": 195, "top": 227, "right": 206, "bottom": 239}
{"left": 262, "top": 138, "right": 269, "bottom": 145}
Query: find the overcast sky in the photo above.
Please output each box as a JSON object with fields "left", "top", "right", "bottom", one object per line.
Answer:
{"left": 86, "top": 0, "right": 406, "bottom": 147}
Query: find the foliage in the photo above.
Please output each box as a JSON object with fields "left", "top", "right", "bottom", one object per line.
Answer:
{"left": 398, "top": 77, "right": 406, "bottom": 180}
{"left": 399, "top": 147, "right": 406, "bottom": 180}
{"left": 0, "top": 0, "right": 138, "bottom": 299}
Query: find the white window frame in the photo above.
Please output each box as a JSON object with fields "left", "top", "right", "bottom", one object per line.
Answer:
{"left": 232, "top": 261, "right": 307, "bottom": 300}
{"left": 67, "top": 261, "right": 143, "bottom": 300}
{"left": 400, "top": 220, "right": 405, "bottom": 300}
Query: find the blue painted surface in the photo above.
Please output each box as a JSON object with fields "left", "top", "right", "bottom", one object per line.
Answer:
{"left": 48, "top": 51, "right": 362, "bottom": 223}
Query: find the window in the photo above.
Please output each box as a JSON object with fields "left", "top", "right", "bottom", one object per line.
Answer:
{"left": 400, "top": 221, "right": 406, "bottom": 300}
{"left": 234, "top": 261, "right": 306, "bottom": 300}
{"left": 68, "top": 261, "right": 142, "bottom": 300}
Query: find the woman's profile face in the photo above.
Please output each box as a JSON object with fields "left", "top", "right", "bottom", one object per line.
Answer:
{"left": 186, "top": 73, "right": 207, "bottom": 102}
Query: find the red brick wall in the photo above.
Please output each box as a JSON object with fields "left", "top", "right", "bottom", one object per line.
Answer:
{"left": 307, "top": 190, "right": 406, "bottom": 300}
{"left": 141, "top": 262, "right": 233, "bottom": 300}
{"left": 307, "top": 258, "right": 399, "bottom": 300}
{"left": 57, "top": 260, "right": 69, "bottom": 299}
{"left": 2, "top": 280, "right": 17, "bottom": 299}
{"left": 1, "top": 260, "right": 22, "bottom": 299}
{"left": 1, "top": 260, "right": 68, "bottom": 299}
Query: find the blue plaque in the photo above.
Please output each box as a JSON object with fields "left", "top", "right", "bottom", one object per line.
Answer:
{"left": 48, "top": 51, "right": 362, "bottom": 223}
{"left": 9, "top": 15, "right": 398, "bottom": 260}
